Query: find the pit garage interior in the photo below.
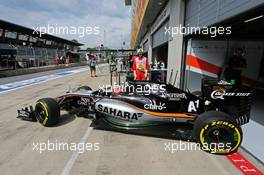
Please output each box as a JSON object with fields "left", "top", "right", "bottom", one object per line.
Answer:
{"left": 183, "top": 3, "right": 264, "bottom": 163}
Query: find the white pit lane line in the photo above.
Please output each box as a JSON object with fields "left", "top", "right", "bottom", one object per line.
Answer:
{"left": 0, "top": 68, "right": 89, "bottom": 94}
{"left": 0, "top": 64, "right": 107, "bottom": 94}
{"left": 61, "top": 124, "right": 94, "bottom": 175}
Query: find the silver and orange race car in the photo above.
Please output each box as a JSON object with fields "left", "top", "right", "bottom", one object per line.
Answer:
{"left": 17, "top": 78, "right": 253, "bottom": 155}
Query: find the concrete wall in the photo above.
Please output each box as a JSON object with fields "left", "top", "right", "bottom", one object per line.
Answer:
{"left": 152, "top": 21, "right": 169, "bottom": 48}
{"left": 166, "top": 0, "right": 185, "bottom": 87}
{"left": 140, "top": 30, "right": 152, "bottom": 64}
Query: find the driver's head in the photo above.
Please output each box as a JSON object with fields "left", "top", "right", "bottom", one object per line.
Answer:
{"left": 137, "top": 48, "right": 143, "bottom": 56}
{"left": 234, "top": 48, "right": 245, "bottom": 57}
{"left": 237, "top": 48, "right": 245, "bottom": 56}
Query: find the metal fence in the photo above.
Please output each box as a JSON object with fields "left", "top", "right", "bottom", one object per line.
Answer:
{"left": 0, "top": 43, "right": 66, "bottom": 70}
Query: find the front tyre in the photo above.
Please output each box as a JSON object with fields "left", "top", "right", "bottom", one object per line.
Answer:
{"left": 194, "top": 111, "right": 242, "bottom": 155}
{"left": 35, "top": 98, "right": 60, "bottom": 126}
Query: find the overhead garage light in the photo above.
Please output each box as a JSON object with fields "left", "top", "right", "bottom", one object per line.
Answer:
{"left": 244, "top": 15, "right": 263, "bottom": 23}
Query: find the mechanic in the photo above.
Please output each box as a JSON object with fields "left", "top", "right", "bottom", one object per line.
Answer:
{"left": 110, "top": 56, "right": 118, "bottom": 77}
{"left": 222, "top": 48, "right": 247, "bottom": 85}
{"left": 89, "top": 55, "right": 97, "bottom": 77}
{"left": 132, "top": 48, "right": 149, "bottom": 80}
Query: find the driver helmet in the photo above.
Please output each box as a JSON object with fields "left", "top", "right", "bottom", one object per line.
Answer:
{"left": 137, "top": 48, "right": 144, "bottom": 56}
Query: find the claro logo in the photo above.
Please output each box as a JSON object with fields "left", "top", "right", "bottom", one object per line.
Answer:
{"left": 144, "top": 102, "right": 166, "bottom": 111}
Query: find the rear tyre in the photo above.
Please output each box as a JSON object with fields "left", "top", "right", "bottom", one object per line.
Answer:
{"left": 35, "top": 98, "right": 60, "bottom": 127}
{"left": 193, "top": 111, "right": 242, "bottom": 154}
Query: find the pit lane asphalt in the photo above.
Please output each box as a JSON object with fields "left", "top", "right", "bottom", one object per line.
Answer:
{"left": 0, "top": 65, "right": 262, "bottom": 175}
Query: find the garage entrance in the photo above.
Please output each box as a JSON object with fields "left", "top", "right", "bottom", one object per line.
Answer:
{"left": 183, "top": 4, "right": 264, "bottom": 163}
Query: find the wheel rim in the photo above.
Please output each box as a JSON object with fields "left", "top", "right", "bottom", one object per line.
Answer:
{"left": 200, "top": 124, "right": 241, "bottom": 153}
{"left": 35, "top": 104, "right": 47, "bottom": 122}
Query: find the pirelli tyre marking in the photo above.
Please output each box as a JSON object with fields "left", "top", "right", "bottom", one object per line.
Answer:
{"left": 199, "top": 121, "right": 241, "bottom": 154}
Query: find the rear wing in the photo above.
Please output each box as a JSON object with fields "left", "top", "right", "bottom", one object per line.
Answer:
{"left": 201, "top": 78, "right": 254, "bottom": 125}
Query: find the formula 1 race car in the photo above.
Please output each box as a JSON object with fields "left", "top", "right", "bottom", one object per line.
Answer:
{"left": 17, "top": 78, "right": 253, "bottom": 154}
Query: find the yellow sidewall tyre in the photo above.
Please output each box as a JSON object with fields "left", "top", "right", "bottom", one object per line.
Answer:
{"left": 35, "top": 98, "right": 60, "bottom": 127}
{"left": 194, "top": 111, "right": 242, "bottom": 155}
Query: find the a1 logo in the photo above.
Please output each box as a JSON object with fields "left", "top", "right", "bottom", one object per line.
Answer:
{"left": 188, "top": 100, "right": 199, "bottom": 112}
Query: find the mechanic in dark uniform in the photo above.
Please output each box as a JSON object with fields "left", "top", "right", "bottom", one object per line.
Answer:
{"left": 89, "top": 55, "right": 97, "bottom": 77}
{"left": 223, "top": 48, "right": 247, "bottom": 85}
